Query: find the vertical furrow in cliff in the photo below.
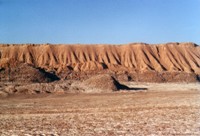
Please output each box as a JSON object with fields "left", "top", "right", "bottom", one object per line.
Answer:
{"left": 62, "top": 52, "right": 68, "bottom": 65}
{"left": 175, "top": 45, "right": 191, "bottom": 71}
{"left": 126, "top": 51, "right": 134, "bottom": 68}
{"left": 145, "top": 46, "right": 164, "bottom": 72}
{"left": 186, "top": 48, "right": 200, "bottom": 73}
{"left": 26, "top": 46, "right": 35, "bottom": 65}
{"left": 35, "top": 45, "right": 46, "bottom": 67}
{"left": 155, "top": 47, "right": 166, "bottom": 71}
{"left": 66, "top": 47, "right": 73, "bottom": 64}
{"left": 123, "top": 46, "right": 135, "bottom": 68}
{"left": 98, "top": 46, "right": 109, "bottom": 64}
{"left": 43, "top": 52, "right": 50, "bottom": 66}
{"left": 48, "top": 46, "right": 58, "bottom": 67}
{"left": 104, "top": 46, "right": 117, "bottom": 65}
{"left": 111, "top": 46, "right": 121, "bottom": 65}
{"left": 60, "top": 46, "right": 70, "bottom": 65}
{"left": 123, "top": 50, "right": 129, "bottom": 68}
{"left": 120, "top": 49, "right": 127, "bottom": 67}
{"left": 179, "top": 46, "right": 195, "bottom": 72}
{"left": 71, "top": 51, "right": 79, "bottom": 63}
{"left": 105, "top": 51, "right": 111, "bottom": 64}
{"left": 165, "top": 45, "right": 184, "bottom": 71}
{"left": 17, "top": 46, "right": 24, "bottom": 63}
{"left": 90, "top": 46, "right": 98, "bottom": 61}
{"left": 10, "top": 47, "right": 19, "bottom": 61}
{"left": 83, "top": 47, "right": 92, "bottom": 62}
{"left": 130, "top": 49, "right": 137, "bottom": 69}
{"left": 139, "top": 45, "right": 154, "bottom": 71}
{"left": 133, "top": 45, "right": 147, "bottom": 71}
{"left": 188, "top": 48, "right": 200, "bottom": 66}
{"left": 78, "top": 51, "right": 86, "bottom": 63}
{"left": 174, "top": 45, "right": 193, "bottom": 72}
{"left": 59, "top": 46, "right": 66, "bottom": 64}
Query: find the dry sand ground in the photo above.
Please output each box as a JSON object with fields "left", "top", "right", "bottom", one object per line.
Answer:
{"left": 0, "top": 83, "right": 200, "bottom": 135}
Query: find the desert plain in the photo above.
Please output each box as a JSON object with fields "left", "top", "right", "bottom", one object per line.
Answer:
{"left": 0, "top": 83, "right": 200, "bottom": 135}
{"left": 0, "top": 42, "right": 200, "bottom": 135}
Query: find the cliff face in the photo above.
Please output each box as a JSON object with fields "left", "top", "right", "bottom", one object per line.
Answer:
{"left": 0, "top": 42, "right": 199, "bottom": 82}
{"left": 0, "top": 42, "right": 199, "bottom": 73}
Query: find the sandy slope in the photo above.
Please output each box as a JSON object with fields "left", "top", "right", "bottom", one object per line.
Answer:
{"left": 0, "top": 42, "right": 199, "bottom": 74}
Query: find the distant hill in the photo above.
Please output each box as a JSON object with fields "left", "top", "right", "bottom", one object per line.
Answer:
{"left": 0, "top": 42, "right": 199, "bottom": 82}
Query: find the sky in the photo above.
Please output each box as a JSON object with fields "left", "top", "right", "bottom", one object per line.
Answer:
{"left": 0, "top": 0, "right": 200, "bottom": 44}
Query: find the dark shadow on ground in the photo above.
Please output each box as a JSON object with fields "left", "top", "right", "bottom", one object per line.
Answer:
{"left": 118, "top": 83, "right": 148, "bottom": 91}
{"left": 112, "top": 76, "right": 148, "bottom": 91}
{"left": 197, "top": 75, "right": 200, "bottom": 82}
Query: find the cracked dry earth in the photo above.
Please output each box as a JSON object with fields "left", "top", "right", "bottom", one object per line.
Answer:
{"left": 0, "top": 88, "right": 200, "bottom": 135}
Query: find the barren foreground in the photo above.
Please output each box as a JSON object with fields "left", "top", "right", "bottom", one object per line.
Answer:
{"left": 0, "top": 83, "right": 200, "bottom": 135}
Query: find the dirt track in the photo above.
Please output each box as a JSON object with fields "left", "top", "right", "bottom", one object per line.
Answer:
{"left": 0, "top": 84, "right": 200, "bottom": 135}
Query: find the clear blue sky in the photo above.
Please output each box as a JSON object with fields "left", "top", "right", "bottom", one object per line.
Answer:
{"left": 0, "top": 0, "right": 200, "bottom": 44}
